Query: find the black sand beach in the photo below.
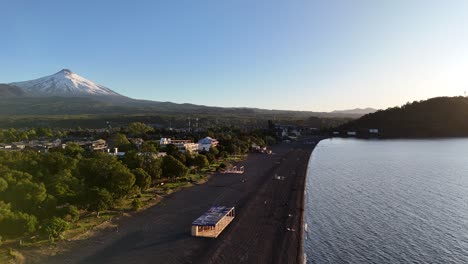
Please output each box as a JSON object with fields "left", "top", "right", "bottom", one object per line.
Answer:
{"left": 40, "top": 141, "right": 316, "bottom": 264}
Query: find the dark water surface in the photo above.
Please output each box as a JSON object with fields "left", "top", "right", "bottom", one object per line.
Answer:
{"left": 304, "top": 138, "right": 468, "bottom": 264}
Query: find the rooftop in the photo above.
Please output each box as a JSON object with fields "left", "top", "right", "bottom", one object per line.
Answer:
{"left": 192, "top": 206, "right": 234, "bottom": 227}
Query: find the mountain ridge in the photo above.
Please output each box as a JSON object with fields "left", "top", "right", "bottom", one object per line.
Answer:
{"left": 332, "top": 107, "right": 377, "bottom": 115}
{"left": 1, "top": 69, "right": 367, "bottom": 118}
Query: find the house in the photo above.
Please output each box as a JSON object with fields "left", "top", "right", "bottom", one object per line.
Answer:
{"left": 198, "top": 137, "right": 219, "bottom": 152}
{"left": 89, "top": 139, "right": 108, "bottom": 151}
{"left": 0, "top": 144, "right": 12, "bottom": 150}
{"left": 159, "top": 138, "right": 199, "bottom": 154}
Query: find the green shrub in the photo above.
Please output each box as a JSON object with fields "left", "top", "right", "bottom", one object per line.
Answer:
{"left": 60, "top": 205, "right": 80, "bottom": 222}
{"left": 44, "top": 217, "right": 69, "bottom": 241}
{"left": 131, "top": 199, "right": 143, "bottom": 211}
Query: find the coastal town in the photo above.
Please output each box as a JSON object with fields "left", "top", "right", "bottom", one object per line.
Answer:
{"left": 0, "top": 120, "right": 322, "bottom": 263}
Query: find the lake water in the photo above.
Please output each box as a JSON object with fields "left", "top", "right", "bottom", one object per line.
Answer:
{"left": 304, "top": 138, "right": 468, "bottom": 264}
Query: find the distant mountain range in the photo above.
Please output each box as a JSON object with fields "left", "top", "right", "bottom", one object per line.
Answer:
{"left": 332, "top": 108, "right": 377, "bottom": 115}
{"left": 0, "top": 69, "right": 372, "bottom": 118}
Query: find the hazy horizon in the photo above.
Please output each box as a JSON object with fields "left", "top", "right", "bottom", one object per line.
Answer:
{"left": 1, "top": 0, "right": 467, "bottom": 112}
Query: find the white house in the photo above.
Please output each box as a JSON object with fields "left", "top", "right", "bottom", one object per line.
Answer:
{"left": 198, "top": 137, "right": 219, "bottom": 152}
{"left": 160, "top": 138, "right": 199, "bottom": 153}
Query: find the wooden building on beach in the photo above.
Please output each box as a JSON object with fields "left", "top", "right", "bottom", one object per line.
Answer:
{"left": 191, "top": 206, "right": 235, "bottom": 238}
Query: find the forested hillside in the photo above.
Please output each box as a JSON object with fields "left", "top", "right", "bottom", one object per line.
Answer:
{"left": 340, "top": 97, "right": 468, "bottom": 137}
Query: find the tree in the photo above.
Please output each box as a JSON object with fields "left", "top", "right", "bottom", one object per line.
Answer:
{"left": 132, "top": 168, "right": 151, "bottom": 191}
{"left": 0, "top": 202, "right": 38, "bottom": 238}
{"left": 127, "top": 122, "right": 153, "bottom": 135}
{"left": 209, "top": 147, "right": 219, "bottom": 156}
{"left": 111, "top": 133, "right": 131, "bottom": 149}
{"left": 164, "top": 144, "right": 179, "bottom": 156}
{"left": 142, "top": 140, "right": 160, "bottom": 152}
{"left": 36, "top": 127, "right": 53, "bottom": 138}
{"left": 193, "top": 155, "right": 209, "bottom": 171}
{"left": 0, "top": 178, "right": 7, "bottom": 192}
{"left": 161, "top": 155, "right": 189, "bottom": 180}
{"left": 60, "top": 205, "right": 80, "bottom": 222}
{"left": 218, "top": 151, "right": 228, "bottom": 159}
{"left": 64, "top": 143, "right": 84, "bottom": 158}
{"left": 86, "top": 187, "right": 113, "bottom": 214}
{"left": 44, "top": 217, "right": 69, "bottom": 241}
{"left": 1, "top": 170, "right": 47, "bottom": 213}
{"left": 140, "top": 142, "right": 157, "bottom": 153}
{"left": 78, "top": 154, "right": 135, "bottom": 199}
{"left": 121, "top": 150, "right": 144, "bottom": 169}
{"left": 204, "top": 153, "right": 216, "bottom": 164}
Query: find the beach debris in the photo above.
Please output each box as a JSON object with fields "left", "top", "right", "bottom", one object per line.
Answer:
{"left": 264, "top": 200, "right": 268, "bottom": 205}
{"left": 286, "top": 227, "right": 296, "bottom": 232}
{"left": 288, "top": 214, "right": 293, "bottom": 217}
{"left": 274, "top": 174, "right": 286, "bottom": 180}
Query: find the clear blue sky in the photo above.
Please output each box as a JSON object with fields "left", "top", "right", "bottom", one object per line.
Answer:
{"left": 1, "top": 0, "right": 468, "bottom": 111}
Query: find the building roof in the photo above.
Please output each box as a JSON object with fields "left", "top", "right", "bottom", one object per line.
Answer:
{"left": 192, "top": 206, "right": 234, "bottom": 227}
{"left": 198, "top": 137, "right": 217, "bottom": 144}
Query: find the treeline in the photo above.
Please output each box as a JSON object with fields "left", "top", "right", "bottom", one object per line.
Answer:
{"left": 0, "top": 126, "right": 275, "bottom": 241}
{"left": 339, "top": 96, "right": 468, "bottom": 138}
{"left": 0, "top": 128, "right": 65, "bottom": 143}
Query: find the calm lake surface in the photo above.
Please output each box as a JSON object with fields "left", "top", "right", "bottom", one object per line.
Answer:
{"left": 304, "top": 138, "right": 468, "bottom": 264}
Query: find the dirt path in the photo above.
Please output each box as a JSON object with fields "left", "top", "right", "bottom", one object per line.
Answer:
{"left": 36, "top": 141, "right": 316, "bottom": 264}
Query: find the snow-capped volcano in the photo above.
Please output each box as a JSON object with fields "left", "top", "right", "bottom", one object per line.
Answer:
{"left": 10, "top": 69, "right": 123, "bottom": 97}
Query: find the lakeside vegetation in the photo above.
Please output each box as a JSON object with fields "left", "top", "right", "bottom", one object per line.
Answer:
{"left": 0, "top": 123, "right": 275, "bottom": 261}
{"left": 339, "top": 97, "right": 468, "bottom": 138}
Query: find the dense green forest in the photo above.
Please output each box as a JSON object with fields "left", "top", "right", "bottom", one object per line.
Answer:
{"left": 340, "top": 97, "right": 468, "bottom": 137}
{"left": 0, "top": 125, "right": 274, "bottom": 243}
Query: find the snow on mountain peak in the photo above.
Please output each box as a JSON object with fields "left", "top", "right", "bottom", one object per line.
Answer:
{"left": 10, "top": 69, "right": 123, "bottom": 97}
{"left": 58, "top": 69, "right": 73, "bottom": 74}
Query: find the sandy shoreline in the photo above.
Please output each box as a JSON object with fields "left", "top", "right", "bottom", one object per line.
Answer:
{"left": 35, "top": 140, "right": 319, "bottom": 264}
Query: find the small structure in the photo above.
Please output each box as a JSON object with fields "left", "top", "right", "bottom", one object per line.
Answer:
{"left": 369, "top": 129, "right": 379, "bottom": 134}
{"left": 191, "top": 206, "right": 235, "bottom": 238}
{"left": 198, "top": 137, "right": 219, "bottom": 152}
{"left": 159, "top": 138, "right": 199, "bottom": 153}
{"left": 347, "top": 131, "right": 357, "bottom": 136}
{"left": 89, "top": 139, "right": 108, "bottom": 151}
{"left": 221, "top": 166, "right": 245, "bottom": 174}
